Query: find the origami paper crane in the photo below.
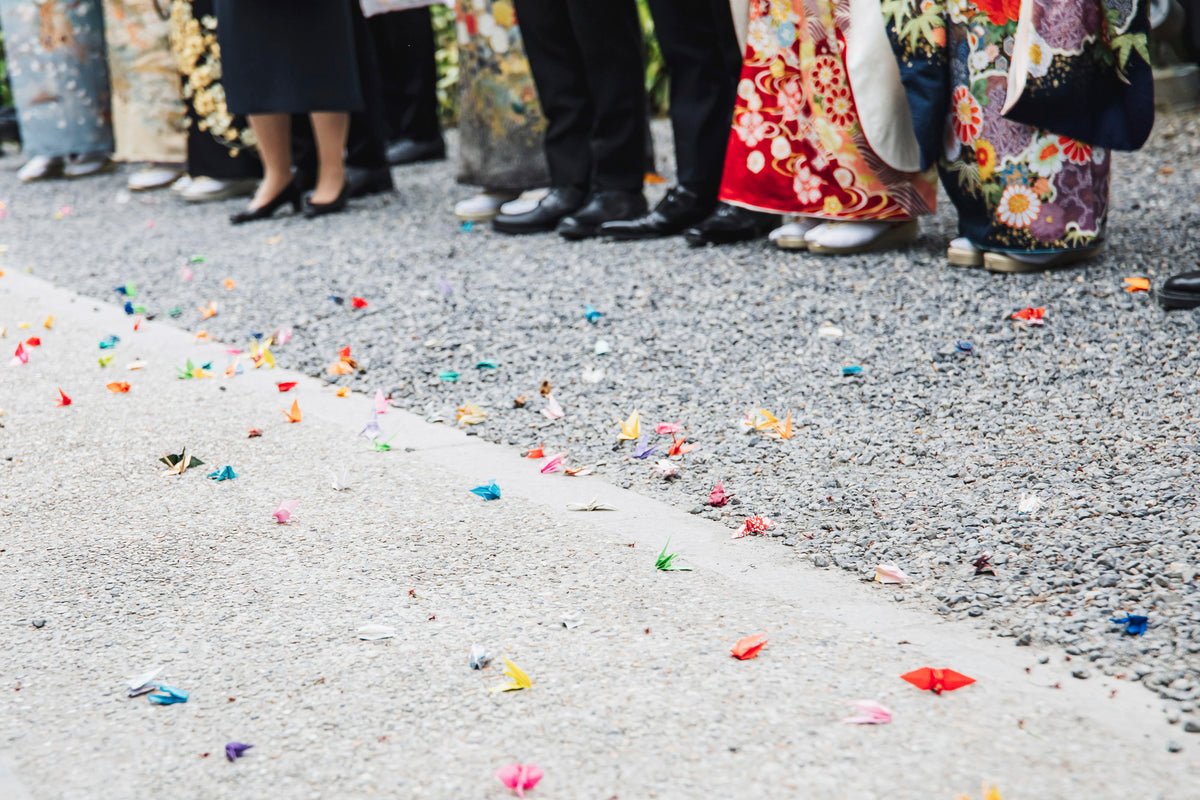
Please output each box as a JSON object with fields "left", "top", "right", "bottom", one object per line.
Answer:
{"left": 281, "top": 400, "right": 302, "bottom": 423}
{"left": 271, "top": 326, "right": 293, "bottom": 346}
{"left": 957, "top": 785, "right": 1003, "bottom": 800}
{"left": 470, "top": 482, "right": 502, "bottom": 501}
{"left": 583, "top": 303, "right": 604, "bottom": 322}
{"left": 650, "top": 459, "right": 679, "bottom": 479}
{"left": 956, "top": 341, "right": 974, "bottom": 354}
{"left": 105, "top": 382, "right": 131, "bottom": 393}
{"left": 842, "top": 365, "right": 863, "bottom": 376}
{"left": 742, "top": 409, "right": 780, "bottom": 433}
{"left": 566, "top": 498, "right": 616, "bottom": 511}
{"left": 489, "top": 657, "right": 532, "bottom": 692}
{"left": 655, "top": 538, "right": 691, "bottom": 571}
{"left": 272, "top": 500, "right": 299, "bottom": 524}
{"left": 730, "top": 633, "right": 768, "bottom": 660}
{"left": 374, "top": 389, "right": 389, "bottom": 414}
{"left": 708, "top": 480, "right": 734, "bottom": 507}
{"left": 656, "top": 422, "right": 683, "bottom": 435}
{"left": 476, "top": 359, "right": 499, "bottom": 369}
{"left": 541, "top": 395, "right": 564, "bottom": 420}
{"left": 901, "top": 667, "right": 975, "bottom": 694}
{"left": 1123, "top": 277, "right": 1150, "bottom": 293}
{"left": 43, "top": 315, "right": 54, "bottom": 329}
{"left": 9, "top": 342, "right": 28, "bottom": 367}
{"left": 457, "top": 403, "right": 486, "bottom": 425}
{"left": 369, "top": 432, "right": 399, "bottom": 452}
{"left": 1011, "top": 306, "right": 1046, "bottom": 326}
{"left": 176, "top": 359, "right": 211, "bottom": 379}
{"left": 247, "top": 428, "right": 263, "bottom": 439}
{"left": 161, "top": 449, "right": 204, "bottom": 476}
{"left": 126, "top": 667, "right": 161, "bottom": 698}
{"left": 98, "top": 355, "right": 115, "bottom": 367}
{"left": 99, "top": 335, "right": 120, "bottom": 349}
{"left": 762, "top": 410, "right": 793, "bottom": 440}
{"left": 276, "top": 381, "right": 297, "bottom": 392}
{"left": 594, "top": 339, "right": 610, "bottom": 355}
{"left": 631, "top": 438, "right": 657, "bottom": 459}
{"left": 540, "top": 453, "right": 566, "bottom": 474}
{"left": 874, "top": 563, "right": 911, "bottom": 584}
{"left": 842, "top": 699, "right": 892, "bottom": 725}
{"left": 249, "top": 343, "right": 275, "bottom": 369}
{"left": 207, "top": 466, "right": 238, "bottom": 482}
{"left": 667, "top": 436, "right": 696, "bottom": 457}
{"left": 330, "top": 468, "right": 350, "bottom": 491}
{"left": 180, "top": 266, "right": 194, "bottom": 282}
{"left": 564, "top": 466, "right": 593, "bottom": 477}
{"left": 437, "top": 370, "right": 459, "bottom": 382}
{"left": 24, "top": 337, "right": 41, "bottom": 347}
{"left": 148, "top": 685, "right": 189, "bottom": 705}
{"left": 496, "top": 763, "right": 543, "bottom": 798}
{"left": 617, "top": 411, "right": 641, "bottom": 441}
{"left": 351, "top": 297, "right": 369, "bottom": 309}
{"left": 55, "top": 388, "right": 72, "bottom": 407}
{"left": 1017, "top": 494, "right": 1042, "bottom": 514}
{"left": 225, "top": 742, "right": 253, "bottom": 762}
{"left": 1110, "top": 615, "right": 1148, "bottom": 636}
{"left": 126, "top": 359, "right": 147, "bottom": 371}
{"left": 972, "top": 554, "right": 996, "bottom": 576}
{"left": 223, "top": 278, "right": 236, "bottom": 290}
{"left": 335, "top": 387, "right": 349, "bottom": 397}
{"left": 327, "top": 346, "right": 357, "bottom": 375}
{"left": 360, "top": 407, "right": 382, "bottom": 441}
{"left": 524, "top": 446, "right": 545, "bottom": 459}
{"left": 581, "top": 367, "right": 604, "bottom": 384}
{"left": 469, "top": 645, "right": 492, "bottom": 670}
{"left": 199, "top": 301, "right": 218, "bottom": 320}
{"left": 733, "top": 515, "right": 774, "bottom": 539}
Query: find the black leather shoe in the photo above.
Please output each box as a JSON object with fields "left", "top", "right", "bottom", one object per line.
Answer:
{"left": 385, "top": 137, "right": 446, "bottom": 166}
{"left": 303, "top": 183, "right": 349, "bottom": 218}
{"left": 230, "top": 180, "right": 302, "bottom": 224}
{"left": 599, "top": 186, "right": 715, "bottom": 241}
{"left": 683, "top": 204, "right": 781, "bottom": 246}
{"left": 557, "top": 190, "right": 648, "bottom": 241}
{"left": 346, "top": 166, "right": 395, "bottom": 198}
{"left": 492, "top": 187, "right": 586, "bottom": 235}
{"left": 1158, "top": 271, "right": 1200, "bottom": 310}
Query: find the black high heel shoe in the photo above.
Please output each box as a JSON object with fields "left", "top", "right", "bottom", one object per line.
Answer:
{"left": 302, "top": 183, "right": 349, "bottom": 219}
{"left": 229, "top": 180, "right": 302, "bottom": 225}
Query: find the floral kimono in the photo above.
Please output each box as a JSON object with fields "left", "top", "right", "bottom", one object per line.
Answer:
{"left": 718, "top": 0, "right": 937, "bottom": 221}
{"left": 454, "top": 0, "right": 549, "bottom": 191}
{"left": 103, "top": 0, "right": 187, "bottom": 163}
{"left": 0, "top": 0, "right": 113, "bottom": 157}
{"left": 883, "top": 0, "right": 1153, "bottom": 253}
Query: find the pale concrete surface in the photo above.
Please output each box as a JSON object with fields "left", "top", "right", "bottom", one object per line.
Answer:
{"left": 1, "top": 272, "right": 1196, "bottom": 798}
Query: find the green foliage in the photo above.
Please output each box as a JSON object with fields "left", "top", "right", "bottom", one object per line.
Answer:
{"left": 431, "top": 0, "right": 669, "bottom": 127}
{"left": 0, "top": 31, "right": 12, "bottom": 109}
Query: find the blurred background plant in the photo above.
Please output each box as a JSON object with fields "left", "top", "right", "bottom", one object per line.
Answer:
{"left": 431, "top": 0, "right": 668, "bottom": 127}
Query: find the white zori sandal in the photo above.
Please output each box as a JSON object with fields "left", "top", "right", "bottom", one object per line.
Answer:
{"left": 805, "top": 220, "right": 919, "bottom": 255}
{"left": 948, "top": 237, "right": 1101, "bottom": 273}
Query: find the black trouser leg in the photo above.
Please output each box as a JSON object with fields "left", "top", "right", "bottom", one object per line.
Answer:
{"left": 644, "top": 0, "right": 740, "bottom": 198}
{"left": 367, "top": 7, "right": 442, "bottom": 143}
{"left": 513, "top": 0, "right": 646, "bottom": 192}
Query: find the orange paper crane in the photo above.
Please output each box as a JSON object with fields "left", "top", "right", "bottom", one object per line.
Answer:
{"left": 731, "top": 633, "right": 768, "bottom": 660}
{"left": 106, "top": 382, "right": 131, "bottom": 393}
{"left": 55, "top": 388, "right": 72, "bottom": 407}
{"left": 901, "top": 667, "right": 975, "bottom": 694}
{"left": 327, "top": 346, "right": 357, "bottom": 375}
{"left": 281, "top": 399, "right": 302, "bottom": 423}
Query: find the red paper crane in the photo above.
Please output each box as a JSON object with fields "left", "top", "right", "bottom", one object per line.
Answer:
{"left": 901, "top": 667, "right": 975, "bottom": 694}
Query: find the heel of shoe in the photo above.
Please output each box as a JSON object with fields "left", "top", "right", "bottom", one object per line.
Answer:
{"left": 290, "top": 192, "right": 302, "bottom": 213}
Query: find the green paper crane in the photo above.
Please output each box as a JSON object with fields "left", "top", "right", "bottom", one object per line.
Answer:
{"left": 655, "top": 538, "right": 691, "bottom": 572}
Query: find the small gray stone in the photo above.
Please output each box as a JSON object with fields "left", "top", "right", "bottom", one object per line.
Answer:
{"left": 812, "top": 554, "right": 830, "bottom": 568}
{"left": 31, "top": 619, "right": 46, "bottom": 628}
{"left": 1185, "top": 720, "right": 1200, "bottom": 733}
{"left": 1072, "top": 669, "right": 1091, "bottom": 679}
{"left": 1167, "top": 740, "right": 1183, "bottom": 753}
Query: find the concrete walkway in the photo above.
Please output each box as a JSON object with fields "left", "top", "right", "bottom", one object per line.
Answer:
{"left": 1, "top": 273, "right": 1195, "bottom": 798}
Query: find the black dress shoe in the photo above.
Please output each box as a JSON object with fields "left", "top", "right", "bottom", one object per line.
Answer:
{"left": 385, "top": 137, "right": 446, "bottom": 166}
{"left": 557, "top": 190, "right": 648, "bottom": 241}
{"left": 1158, "top": 271, "right": 1200, "bottom": 310}
{"left": 346, "top": 165, "right": 394, "bottom": 198}
{"left": 599, "top": 186, "right": 716, "bottom": 241}
{"left": 230, "top": 180, "right": 302, "bottom": 225}
{"left": 303, "top": 183, "right": 349, "bottom": 218}
{"left": 683, "top": 204, "right": 781, "bottom": 247}
{"left": 492, "top": 187, "right": 586, "bottom": 235}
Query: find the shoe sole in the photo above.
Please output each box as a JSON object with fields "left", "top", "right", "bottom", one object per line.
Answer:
{"left": 130, "top": 179, "right": 182, "bottom": 192}
{"left": 183, "top": 188, "right": 256, "bottom": 203}
{"left": 773, "top": 236, "right": 809, "bottom": 250}
{"left": 948, "top": 246, "right": 984, "bottom": 267}
{"left": 492, "top": 221, "right": 559, "bottom": 236}
{"left": 456, "top": 208, "right": 503, "bottom": 223}
{"left": 982, "top": 247, "right": 1099, "bottom": 273}
{"left": 1155, "top": 289, "right": 1200, "bottom": 310}
{"left": 62, "top": 160, "right": 117, "bottom": 179}
{"left": 806, "top": 221, "right": 918, "bottom": 255}
{"left": 386, "top": 152, "right": 446, "bottom": 167}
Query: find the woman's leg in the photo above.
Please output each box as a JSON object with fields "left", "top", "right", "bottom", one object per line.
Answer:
{"left": 247, "top": 113, "right": 293, "bottom": 208}
{"left": 309, "top": 112, "right": 350, "bottom": 203}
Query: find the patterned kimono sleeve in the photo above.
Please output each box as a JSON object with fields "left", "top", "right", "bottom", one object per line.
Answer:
{"left": 880, "top": 0, "right": 950, "bottom": 172}
{"left": 1002, "top": 0, "right": 1153, "bottom": 151}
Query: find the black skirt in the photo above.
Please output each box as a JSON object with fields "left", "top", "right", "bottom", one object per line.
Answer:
{"left": 214, "top": 0, "right": 365, "bottom": 115}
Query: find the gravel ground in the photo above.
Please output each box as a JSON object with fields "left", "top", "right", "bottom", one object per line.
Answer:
{"left": 1, "top": 273, "right": 1197, "bottom": 798}
{"left": 2, "top": 109, "right": 1199, "bottom": 726}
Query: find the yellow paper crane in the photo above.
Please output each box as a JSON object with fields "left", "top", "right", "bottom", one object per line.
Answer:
{"left": 488, "top": 657, "right": 532, "bottom": 693}
{"left": 617, "top": 410, "right": 641, "bottom": 441}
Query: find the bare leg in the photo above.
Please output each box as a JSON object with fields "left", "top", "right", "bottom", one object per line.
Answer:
{"left": 247, "top": 113, "right": 293, "bottom": 209}
{"left": 309, "top": 112, "right": 350, "bottom": 204}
